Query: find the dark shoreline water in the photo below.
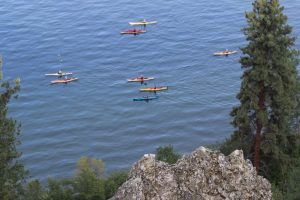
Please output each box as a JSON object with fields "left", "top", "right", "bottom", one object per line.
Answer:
{"left": 1, "top": 0, "right": 299, "bottom": 180}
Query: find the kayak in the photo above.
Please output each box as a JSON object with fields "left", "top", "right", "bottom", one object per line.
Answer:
{"left": 120, "top": 29, "right": 147, "bottom": 35}
{"left": 129, "top": 21, "right": 157, "bottom": 26}
{"left": 133, "top": 96, "right": 159, "bottom": 101}
{"left": 214, "top": 51, "right": 237, "bottom": 56}
{"left": 45, "top": 72, "right": 73, "bottom": 76}
{"left": 140, "top": 86, "right": 168, "bottom": 92}
{"left": 127, "top": 77, "right": 154, "bottom": 82}
{"left": 51, "top": 77, "right": 79, "bottom": 84}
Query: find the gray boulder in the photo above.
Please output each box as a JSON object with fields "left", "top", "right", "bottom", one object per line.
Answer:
{"left": 111, "top": 147, "right": 272, "bottom": 200}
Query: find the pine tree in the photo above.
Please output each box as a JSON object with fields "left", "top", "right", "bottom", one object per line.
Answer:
{"left": 0, "top": 56, "right": 27, "bottom": 199}
{"left": 230, "top": 0, "right": 299, "bottom": 173}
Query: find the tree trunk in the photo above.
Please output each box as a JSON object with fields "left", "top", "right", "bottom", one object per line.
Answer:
{"left": 254, "top": 81, "right": 265, "bottom": 171}
{"left": 255, "top": 120, "right": 262, "bottom": 171}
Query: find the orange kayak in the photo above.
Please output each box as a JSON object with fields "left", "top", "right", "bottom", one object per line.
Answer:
{"left": 51, "top": 77, "right": 79, "bottom": 84}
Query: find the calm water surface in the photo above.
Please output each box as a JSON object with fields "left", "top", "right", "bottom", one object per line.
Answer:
{"left": 1, "top": 0, "right": 299, "bottom": 180}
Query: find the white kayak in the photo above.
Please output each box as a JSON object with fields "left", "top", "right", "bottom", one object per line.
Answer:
{"left": 45, "top": 72, "right": 73, "bottom": 76}
{"left": 214, "top": 51, "right": 237, "bottom": 56}
{"left": 127, "top": 77, "right": 154, "bottom": 82}
{"left": 129, "top": 21, "right": 157, "bottom": 26}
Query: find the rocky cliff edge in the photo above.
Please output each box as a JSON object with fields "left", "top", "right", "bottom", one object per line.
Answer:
{"left": 111, "top": 147, "right": 272, "bottom": 200}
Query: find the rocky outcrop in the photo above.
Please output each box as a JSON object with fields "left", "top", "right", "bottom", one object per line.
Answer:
{"left": 111, "top": 147, "right": 272, "bottom": 200}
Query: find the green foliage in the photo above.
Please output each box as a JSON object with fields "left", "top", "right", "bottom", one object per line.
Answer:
{"left": 290, "top": 77, "right": 300, "bottom": 134}
{"left": 156, "top": 145, "right": 181, "bottom": 164}
{"left": 284, "top": 163, "right": 300, "bottom": 200}
{"left": 73, "top": 169, "right": 105, "bottom": 200}
{"left": 76, "top": 156, "right": 104, "bottom": 178}
{"left": 221, "top": 0, "right": 300, "bottom": 198}
{"left": 104, "top": 170, "right": 128, "bottom": 199}
{"left": 271, "top": 183, "right": 284, "bottom": 200}
{"left": 219, "top": 131, "right": 254, "bottom": 157}
{"left": 0, "top": 56, "right": 27, "bottom": 200}
{"left": 23, "top": 180, "right": 47, "bottom": 200}
{"left": 271, "top": 159, "right": 300, "bottom": 200}
{"left": 228, "top": 0, "right": 299, "bottom": 171}
{"left": 73, "top": 157, "right": 106, "bottom": 199}
{"left": 22, "top": 158, "right": 128, "bottom": 200}
{"left": 46, "top": 178, "right": 73, "bottom": 200}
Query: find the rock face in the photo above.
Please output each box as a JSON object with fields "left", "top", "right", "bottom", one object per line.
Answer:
{"left": 111, "top": 147, "right": 272, "bottom": 200}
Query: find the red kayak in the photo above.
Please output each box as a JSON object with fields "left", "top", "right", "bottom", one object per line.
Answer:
{"left": 51, "top": 77, "right": 79, "bottom": 84}
{"left": 120, "top": 29, "right": 147, "bottom": 35}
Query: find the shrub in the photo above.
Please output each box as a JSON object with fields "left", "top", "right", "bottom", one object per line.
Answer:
{"left": 156, "top": 145, "right": 181, "bottom": 164}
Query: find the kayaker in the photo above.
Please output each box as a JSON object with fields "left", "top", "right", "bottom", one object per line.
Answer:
{"left": 144, "top": 96, "right": 149, "bottom": 102}
{"left": 140, "top": 77, "right": 145, "bottom": 84}
{"left": 224, "top": 49, "right": 230, "bottom": 56}
{"left": 57, "top": 70, "right": 63, "bottom": 78}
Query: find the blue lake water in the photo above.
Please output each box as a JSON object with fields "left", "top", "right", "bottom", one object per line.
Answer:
{"left": 1, "top": 0, "right": 299, "bottom": 180}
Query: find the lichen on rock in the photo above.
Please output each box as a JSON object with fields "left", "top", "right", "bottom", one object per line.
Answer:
{"left": 111, "top": 147, "right": 272, "bottom": 200}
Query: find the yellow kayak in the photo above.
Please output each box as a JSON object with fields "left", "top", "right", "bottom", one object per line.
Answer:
{"left": 129, "top": 21, "right": 157, "bottom": 26}
{"left": 140, "top": 86, "right": 168, "bottom": 92}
